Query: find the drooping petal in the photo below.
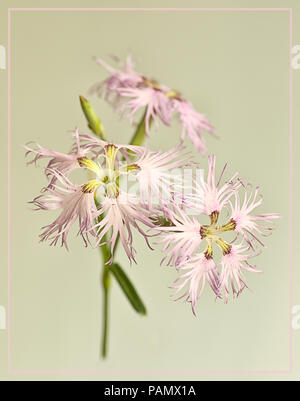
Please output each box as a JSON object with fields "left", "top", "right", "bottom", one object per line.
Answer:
{"left": 90, "top": 56, "right": 143, "bottom": 108}
{"left": 219, "top": 243, "right": 261, "bottom": 303}
{"left": 25, "top": 128, "right": 90, "bottom": 187}
{"left": 229, "top": 183, "right": 281, "bottom": 248}
{"left": 174, "top": 100, "right": 215, "bottom": 156}
{"left": 171, "top": 253, "right": 220, "bottom": 315}
{"left": 118, "top": 86, "right": 172, "bottom": 135}
{"left": 31, "top": 169, "right": 98, "bottom": 250}
{"left": 185, "top": 155, "right": 240, "bottom": 217}
{"left": 94, "top": 192, "right": 154, "bottom": 264}
{"left": 128, "top": 144, "right": 191, "bottom": 209}
{"left": 156, "top": 204, "right": 202, "bottom": 267}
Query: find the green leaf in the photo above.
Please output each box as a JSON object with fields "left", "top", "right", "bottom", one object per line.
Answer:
{"left": 109, "top": 263, "right": 147, "bottom": 315}
{"left": 79, "top": 95, "right": 105, "bottom": 140}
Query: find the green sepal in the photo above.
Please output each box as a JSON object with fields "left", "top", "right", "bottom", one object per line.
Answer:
{"left": 79, "top": 95, "right": 105, "bottom": 139}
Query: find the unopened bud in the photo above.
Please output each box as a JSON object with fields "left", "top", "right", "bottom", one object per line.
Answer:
{"left": 79, "top": 95, "right": 105, "bottom": 139}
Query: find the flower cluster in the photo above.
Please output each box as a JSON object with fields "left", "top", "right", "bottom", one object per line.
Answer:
{"left": 157, "top": 156, "right": 280, "bottom": 314}
{"left": 25, "top": 130, "right": 279, "bottom": 314}
{"left": 90, "top": 55, "right": 215, "bottom": 155}
{"left": 25, "top": 55, "right": 280, "bottom": 318}
{"left": 25, "top": 129, "right": 189, "bottom": 263}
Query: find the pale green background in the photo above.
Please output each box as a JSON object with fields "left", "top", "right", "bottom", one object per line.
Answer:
{"left": 0, "top": 0, "right": 299, "bottom": 381}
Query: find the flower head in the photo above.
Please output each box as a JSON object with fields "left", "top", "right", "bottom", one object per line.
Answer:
{"left": 156, "top": 156, "right": 279, "bottom": 314}
{"left": 91, "top": 55, "right": 215, "bottom": 155}
{"left": 26, "top": 129, "right": 189, "bottom": 263}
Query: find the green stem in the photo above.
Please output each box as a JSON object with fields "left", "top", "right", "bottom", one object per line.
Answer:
{"left": 102, "top": 287, "right": 109, "bottom": 357}
{"left": 95, "top": 108, "right": 149, "bottom": 359}
{"left": 101, "top": 262, "right": 111, "bottom": 358}
{"left": 100, "top": 243, "right": 111, "bottom": 358}
{"left": 79, "top": 96, "right": 111, "bottom": 357}
{"left": 79, "top": 97, "right": 150, "bottom": 359}
{"left": 97, "top": 207, "right": 112, "bottom": 359}
{"left": 129, "top": 109, "right": 151, "bottom": 146}
{"left": 99, "top": 111, "right": 149, "bottom": 357}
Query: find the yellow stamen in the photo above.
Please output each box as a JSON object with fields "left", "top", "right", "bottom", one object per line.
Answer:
{"left": 204, "top": 240, "right": 213, "bottom": 259}
{"left": 165, "top": 90, "right": 181, "bottom": 99}
{"left": 144, "top": 78, "right": 161, "bottom": 91}
{"left": 106, "top": 182, "right": 119, "bottom": 198}
{"left": 78, "top": 157, "right": 104, "bottom": 178}
{"left": 219, "top": 218, "right": 237, "bottom": 233}
{"left": 126, "top": 164, "right": 141, "bottom": 173}
{"left": 105, "top": 145, "right": 118, "bottom": 180}
{"left": 215, "top": 238, "right": 232, "bottom": 255}
{"left": 210, "top": 211, "right": 219, "bottom": 226}
{"left": 200, "top": 217, "right": 236, "bottom": 239}
{"left": 82, "top": 180, "right": 102, "bottom": 193}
